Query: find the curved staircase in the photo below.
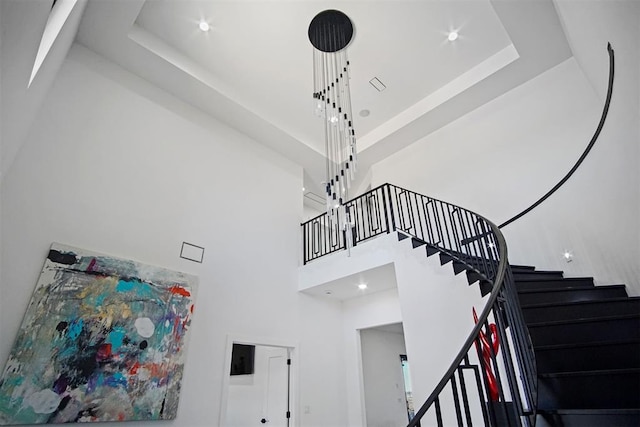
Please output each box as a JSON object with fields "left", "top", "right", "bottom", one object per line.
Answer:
{"left": 513, "top": 265, "right": 640, "bottom": 426}
{"left": 302, "top": 183, "right": 640, "bottom": 426}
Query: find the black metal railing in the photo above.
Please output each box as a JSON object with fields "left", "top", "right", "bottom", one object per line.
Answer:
{"left": 302, "top": 185, "right": 392, "bottom": 264}
{"left": 301, "top": 183, "right": 537, "bottom": 426}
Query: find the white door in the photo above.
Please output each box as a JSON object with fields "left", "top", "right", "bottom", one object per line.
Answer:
{"left": 262, "top": 348, "right": 289, "bottom": 426}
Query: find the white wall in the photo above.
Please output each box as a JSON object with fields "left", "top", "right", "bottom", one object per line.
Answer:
{"left": 343, "top": 288, "right": 404, "bottom": 427}
{"left": 0, "top": 44, "right": 347, "bottom": 427}
{"left": 373, "top": 54, "right": 640, "bottom": 294}
{"left": 552, "top": 0, "right": 640, "bottom": 287}
{"left": 225, "top": 345, "right": 289, "bottom": 427}
{"left": 392, "top": 239, "right": 486, "bottom": 417}
{"left": 360, "top": 327, "right": 408, "bottom": 427}
{"left": 306, "top": 233, "right": 486, "bottom": 427}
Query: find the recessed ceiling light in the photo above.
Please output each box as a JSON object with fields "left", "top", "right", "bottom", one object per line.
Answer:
{"left": 359, "top": 109, "right": 370, "bottom": 117}
{"left": 358, "top": 284, "right": 368, "bottom": 290}
{"left": 199, "top": 21, "right": 210, "bottom": 32}
{"left": 448, "top": 31, "right": 459, "bottom": 42}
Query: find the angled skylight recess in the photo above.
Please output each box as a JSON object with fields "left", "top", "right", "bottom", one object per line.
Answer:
{"left": 28, "top": 0, "right": 78, "bottom": 88}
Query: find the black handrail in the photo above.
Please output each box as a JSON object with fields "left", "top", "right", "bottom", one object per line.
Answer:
{"left": 499, "top": 43, "right": 614, "bottom": 229}
{"left": 301, "top": 184, "right": 537, "bottom": 426}
{"left": 458, "top": 43, "right": 614, "bottom": 248}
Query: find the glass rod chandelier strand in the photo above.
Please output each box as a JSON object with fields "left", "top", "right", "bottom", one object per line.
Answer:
{"left": 309, "top": 10, "right": 357, "bottom": 214}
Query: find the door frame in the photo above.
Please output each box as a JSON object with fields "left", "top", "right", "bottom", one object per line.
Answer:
{"left": 219, "top": 335, "right": 298, "bottom": 427}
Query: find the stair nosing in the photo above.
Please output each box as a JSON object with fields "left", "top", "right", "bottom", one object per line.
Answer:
{"left": 514, "top": 276, "right": 589, "bottom": 283}
{"left": 513, "top": 271, "right": 564, "bottom": 276}
{"left": 539, "top": 408, "right": 640, "bottom": 415}
{"left": 517, "top": 284, "right": 626, "bottom": 294}
{"left": 539, "top": 367, "right": 640, "bottom": 378}
{"left": 510, "top": 264, "right": 536, "bottom": 270}
{"left": 527, "top": 312, "right": 640, "bottom": 328}
{"left": 521, "top": 296, "right": 640, "bottom": 309}
{"left": 534, "top": 338, "right": 640, "bottom": 351}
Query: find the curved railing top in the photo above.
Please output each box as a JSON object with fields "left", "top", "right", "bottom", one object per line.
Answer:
{"left": 499, "top": 43, "right": 614, "bottom": 229}
{"left": 406, "top": 212, "right": 513, "bottom": 426}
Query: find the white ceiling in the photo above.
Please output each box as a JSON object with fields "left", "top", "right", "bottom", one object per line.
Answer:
{"left": 70, "top": 0, "right": 571, "bottom": 202}
{"left": 300, "top": 262, "right": 398, "bottom": 301}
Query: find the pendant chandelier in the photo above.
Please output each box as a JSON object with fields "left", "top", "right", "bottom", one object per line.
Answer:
{"left": 308, "top": 10, "right": 357, "bottom": 214}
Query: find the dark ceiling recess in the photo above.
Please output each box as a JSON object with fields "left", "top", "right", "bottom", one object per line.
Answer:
{"left": 308, "top": 9, "right": 354, "bottom": 53}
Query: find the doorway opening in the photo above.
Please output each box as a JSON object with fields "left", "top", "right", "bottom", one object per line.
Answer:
{"left": 360, "top": 322, "right": 410, "bottom": 427}
{"left": 400, "top": 354, "right": 415, "bottom": 422}
{"left": 221, "top": 338, "right": 294, "bottom": 427}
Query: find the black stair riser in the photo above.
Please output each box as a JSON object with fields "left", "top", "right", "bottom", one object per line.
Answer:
{"left": 538, "top": 371, "right": 640, "bottom": 410}
{"left": 536, "top": 341, "right": 640, "bottom": 373}
{"left": 538, "top": 410, "right": 640, "bottom": 427}
{"left": 514, "top": 277, "right": 595, "bottom": 292}
{"left": 529, "top": 316, "right": 640, "bottom": 346}
{"left": 518, "top": 286, "right": 627, "bottom": 305}
{"left": 522, "top": 298, "right": 640, "bottom": 323}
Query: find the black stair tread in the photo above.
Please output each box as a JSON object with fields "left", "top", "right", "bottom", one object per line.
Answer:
{"left": 535, "top": 339, "right": 640, "bottom": 374}
{"left": 541, "top": 409, "right": 640, "bottom": 415}
{"left": 512, "top": 270, "right": 565, "bottom": 280}
{"left": 515, "top": 276, "right": 592, "bottom": 283}
{"left": 535, "top": 337, "right": 640, "bottom": 351}
{"left": 528, "top": 312, "right": 640, "bottom": 327}
{"left": 539, "top": 367, "right": 640, "bottom": 378}
{"left": 538, "top": 408, "right": 640, "bottom": 427}
{"left": 538, "top": 368, "right": 640, "bottom": 409}
{"left": 521, "top": 297, "right": 640, "bottom": 323}
{"left": 510, "top": 264, "right": 536, "bottom": 271}
{"left": 529, "top": 315, "right": 640, "bottom": 347}
{"left": 518, "top": 284, "right": 626, "bottom": 294}
{"left": 521, "top": 296, "right": 640, "bottom": 309}
{"left": 515, "top": 277, "right": 595, "bottom": 289}
{"left": 518, "top": 285, "right": 629, "bottom": 305}
{"left": 513, "top": 270, "right": 564, "bottom": 275}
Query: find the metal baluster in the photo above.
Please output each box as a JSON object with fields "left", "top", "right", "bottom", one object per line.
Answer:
{"left": 458, "top": 364, "right": 474, "bottom": 427}
{"left": 416, "top": 193, "right": 427, "bottom": 242}
{"left": 483, "top": 313, "right": 510, "bottom": 426}
{"left": 435, "top": 397, "right": 443, "bottom": 427}
{"left": 387, "top": 184, "right": 397, "bottom": 232}
{"left": 352, "top": 199, "right": 361, "bottom": 245}
{"left": 382, "top": 186, "right": 391, "bottom": 233}
{"left": 430, "top": 199, "right": 444, "bottom": 248}
{"left": 494, "top": 298, "right": 525, "bottom": 426}
{"left": 450, "top": 373, "right": 464, "bottom": 426}
{"left": 408, "top": 191, "right": 418, "bottom": 236}
{"left": 437, "top": 202, "right": 454, "bottom": 252}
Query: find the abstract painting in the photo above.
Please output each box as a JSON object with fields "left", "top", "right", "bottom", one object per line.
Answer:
{"left": 0, "top": 243, "right": 197, "bottom": 424}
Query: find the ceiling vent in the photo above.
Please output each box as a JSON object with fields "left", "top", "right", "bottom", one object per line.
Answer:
{"left": 369, "top": 77, "right": 386, "bottom": 92}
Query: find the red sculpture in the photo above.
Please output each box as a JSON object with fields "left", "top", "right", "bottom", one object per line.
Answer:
{"left": 473, "top": 307, "right": 501, "bottom": 401}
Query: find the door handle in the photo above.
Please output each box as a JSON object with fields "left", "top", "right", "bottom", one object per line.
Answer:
{"left": 260, "top": 418, "right": 267, "bottom": 424}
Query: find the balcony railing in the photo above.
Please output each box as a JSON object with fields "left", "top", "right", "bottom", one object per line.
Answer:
{"left": 301, "top": 183, "right": 537, "bottom": 426}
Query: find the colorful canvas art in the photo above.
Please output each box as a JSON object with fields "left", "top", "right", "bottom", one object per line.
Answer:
{"left": 0, "top": 243, "right": 198, "bottom": 424}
